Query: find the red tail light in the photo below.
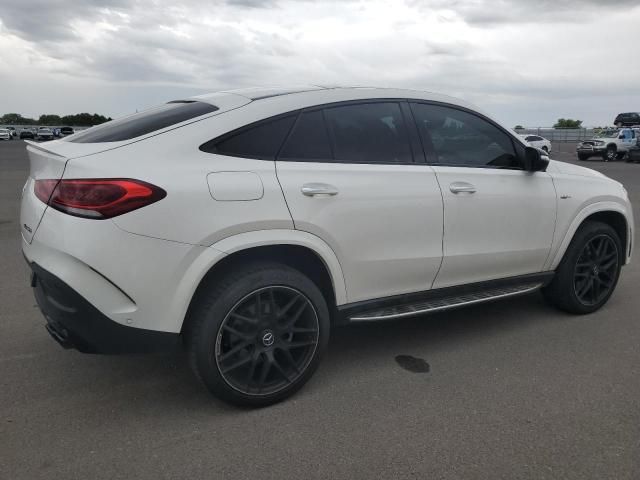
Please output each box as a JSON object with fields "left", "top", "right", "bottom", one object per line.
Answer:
{"left": 34, "top": 179, "right": 166, "bottom": 219}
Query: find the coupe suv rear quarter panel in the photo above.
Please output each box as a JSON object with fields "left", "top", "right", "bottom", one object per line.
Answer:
{"left": 62, "top": 123, "right": 295, "bottom": 247}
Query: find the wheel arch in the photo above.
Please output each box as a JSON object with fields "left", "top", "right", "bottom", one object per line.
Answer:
{"left": 181, "top": 230, "right": 348, "bottom": 334}
{"left": 549, "top": 203, "right": 631, "bottom": 270}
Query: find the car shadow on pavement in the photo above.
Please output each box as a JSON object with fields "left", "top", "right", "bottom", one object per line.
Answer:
{"left": 53, "top": 290, "right": 563, "bottom": 412}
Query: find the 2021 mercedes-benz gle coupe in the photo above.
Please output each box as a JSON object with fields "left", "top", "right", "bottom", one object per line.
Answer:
{"left": 21, "top": 86, "right": 633, "bottom": 406}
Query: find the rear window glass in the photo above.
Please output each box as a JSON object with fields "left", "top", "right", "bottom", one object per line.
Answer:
{"left": 201, "top": 114, "right": 297, "bottom": 160}
{"left": 69, "top": 101, "right": 218, "bottom": 143}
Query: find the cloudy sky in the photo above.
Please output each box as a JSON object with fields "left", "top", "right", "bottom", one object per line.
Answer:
{"left": 1, "top": 0, "right": 639, "bottom": 127}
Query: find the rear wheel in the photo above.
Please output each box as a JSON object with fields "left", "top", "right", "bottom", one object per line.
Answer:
{"left": 187, "top": 262, "right": 330, "bottom": 407}
{"left": 543, "top": 221, "right": 622, "bottom": 314}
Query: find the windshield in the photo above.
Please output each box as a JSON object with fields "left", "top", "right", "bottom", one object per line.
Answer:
{"left": 596, "top": 130, "right": 618, "bottom": 138}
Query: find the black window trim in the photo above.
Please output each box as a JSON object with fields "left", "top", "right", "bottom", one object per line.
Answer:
{"left": 408, "top": 100, "right": 526, "bottom": 171}
{"left": 202, "top": 98, "right": 422, "bottom": 165}
{"left": 200, "top": 97, "right": 526, "bottom": 169}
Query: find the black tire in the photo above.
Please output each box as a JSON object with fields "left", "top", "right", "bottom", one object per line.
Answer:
{"left": 578, "top": 153, "right": 589, "bottom": 161}
{"left": 603, "top": 145, "right": 616, "bottom": 162}
{"left": 186, "top": 262, "right": 330, "bottom": 407}
{"left": 543, "top": 221, "right": 623, "bottom": 314}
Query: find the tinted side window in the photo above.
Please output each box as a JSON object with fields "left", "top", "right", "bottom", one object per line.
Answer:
{"left": 323, "top": 103, "right": 412, "bottom": 163}
{"left": 279, "top": 110, "right": 332, "bottom": 161}
{"left": 411, "top": 103, "right": 520, "bottom": 169}
{"left": 202, "top": 115, "right": 296, "bottom": 160}
{"left": 70, "top": 101, "right": 218, "bottom": 143}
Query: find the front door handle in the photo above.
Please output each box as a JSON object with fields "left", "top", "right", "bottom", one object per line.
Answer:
{"left": 449, "top": 182, "right": 477, "bottom": 194}
{"left": 301, "top": 183, "right": 339, "bottom": 197}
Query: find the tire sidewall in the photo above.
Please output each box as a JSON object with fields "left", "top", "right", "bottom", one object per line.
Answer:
{"left": 604, "top": 146, "right": 616, "bottom": 161}
{"left": 555, "top": 223, "right": 623, "bottom": 314}
{"left": 190, "top": 264, "right": 330, "bottom": 407}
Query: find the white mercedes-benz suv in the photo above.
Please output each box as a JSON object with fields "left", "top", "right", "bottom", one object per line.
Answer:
{"left": 20, "top": 86, "right": 634, "bottom": 406}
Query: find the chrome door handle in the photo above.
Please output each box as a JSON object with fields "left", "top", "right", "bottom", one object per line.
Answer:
{"left": 449, "top": 182, "right": 477, "bottom": 194}
{"left": 301, "top": 183, "right": 339, "bottom": 197}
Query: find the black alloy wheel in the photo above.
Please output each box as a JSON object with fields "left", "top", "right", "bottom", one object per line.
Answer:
{"left": 542, "top": 221, "right": 622, "bottom": 314}
{"left": 215, "top": 286, "right": 319, "bottom": 396}
{"left": 573, "top": 235, "right": 619, "bottom": 306}
{"left": 187, "top": 262, "right": 330, "bottom": 407}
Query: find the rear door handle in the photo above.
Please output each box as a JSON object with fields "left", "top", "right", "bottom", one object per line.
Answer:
{"left": 449, "top": 182, "right": 476, "bottom": 194}
{"left": 301, "top": 183, "right": 339, "bottom": 197}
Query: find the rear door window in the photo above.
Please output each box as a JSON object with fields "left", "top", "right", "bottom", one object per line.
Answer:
{"left": 201, "top": 114, "right": 297, "bottom": 160}
{"left": 278, "top": 110, "right": 332, "bottom": 161}
{"left": 69, "top": 101, "right": 218, "bottom": 143}
{"left": 323, "top": 103, "right": 413, "bottom": 164}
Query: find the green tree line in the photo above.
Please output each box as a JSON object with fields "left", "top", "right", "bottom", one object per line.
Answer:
{"left": 1, "top": 112, "right": 112, "bottom": 126}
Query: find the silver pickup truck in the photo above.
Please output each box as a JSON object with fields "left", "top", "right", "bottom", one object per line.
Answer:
{"left": 577, "top": 128, "right": 639, "bottom": 161}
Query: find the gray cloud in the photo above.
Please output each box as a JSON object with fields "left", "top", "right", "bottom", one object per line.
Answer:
{"left": 0, "top": 0, "right": 129, "bottom": 41}
{"left": 408, "top": 0, "right": 640, "bottom": 25}
{"left": 0, "top": 0, "right": 639, "bottom": 127}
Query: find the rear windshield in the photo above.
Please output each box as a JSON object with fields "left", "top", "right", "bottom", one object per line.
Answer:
{"left": 68, "top": 101, "right": 218, "bottom": 143}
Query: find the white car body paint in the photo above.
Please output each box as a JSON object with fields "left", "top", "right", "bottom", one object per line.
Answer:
{"left": 20, "top": 86, "right": 633, "bottom": 338}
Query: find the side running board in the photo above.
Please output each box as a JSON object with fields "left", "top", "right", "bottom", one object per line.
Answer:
{"left": 348, "top": 282, "right": 543, "bottom": 322}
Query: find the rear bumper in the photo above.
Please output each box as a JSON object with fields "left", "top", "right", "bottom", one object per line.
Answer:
{"left": 30, "top": 262, "right": 180, "bottom": 354}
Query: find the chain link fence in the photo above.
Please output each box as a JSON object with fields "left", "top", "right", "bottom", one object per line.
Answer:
{"left": 515, "top": 128, "right": 600, "bottom": 143}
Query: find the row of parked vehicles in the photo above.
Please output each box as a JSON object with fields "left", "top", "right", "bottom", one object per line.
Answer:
{"left": 576, "top": 127, "right": 640, "bottom": 163}
{"left": 517, "top": 111, "right": 640, "bottom": 164}
{"left": 0, "top": 126, "right": 75, "bottom": 141}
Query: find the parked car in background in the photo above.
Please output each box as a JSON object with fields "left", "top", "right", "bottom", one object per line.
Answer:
{"left": 0, "top": 128, "right": 11, "bottom": 140}
{"left": 60, "top": 126, "right": 75, "bottom": 136}
{"left": 36, "top": 127, "right": 54, "bottom": 141}
{"left": 614, "top": 112, "right": 640, "bottom": 127}
{"left": 519, "top": 134, "right": 552, "bottom": 153}
{"left": 577, "top": 128, "right": 637, "bottom": 161}
{"left": 20, "top": 129, "right": 35, "bottom": 140}
{"left": 20, "top": 86, "right": 634, "bottom": 407}
{"left": 625, "top": 133, "right": 640, "bottom": 163}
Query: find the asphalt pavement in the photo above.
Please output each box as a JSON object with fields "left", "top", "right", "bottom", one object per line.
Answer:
{"left": 1, "top": 140, "right": 639, "bottom": 479}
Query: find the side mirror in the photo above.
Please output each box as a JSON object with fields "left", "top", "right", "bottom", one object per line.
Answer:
{"left": 618, "top": 134, "right": 625, "bottom": 139}
{"left": 524, "top": 146, "right": 549, "bottom": 172}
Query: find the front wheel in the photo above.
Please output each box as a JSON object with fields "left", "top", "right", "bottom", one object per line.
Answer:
{"left": 543, "top": 221, "right": 622, "bottom": 314}
{"left": 577, "top": 153, "right": 589, "bottom": 161}
{"left": 187, "top": 262, "right": 330, "bottom": 407}
{"left": 603, "top": 146, "right": 617, "bottom": 162}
